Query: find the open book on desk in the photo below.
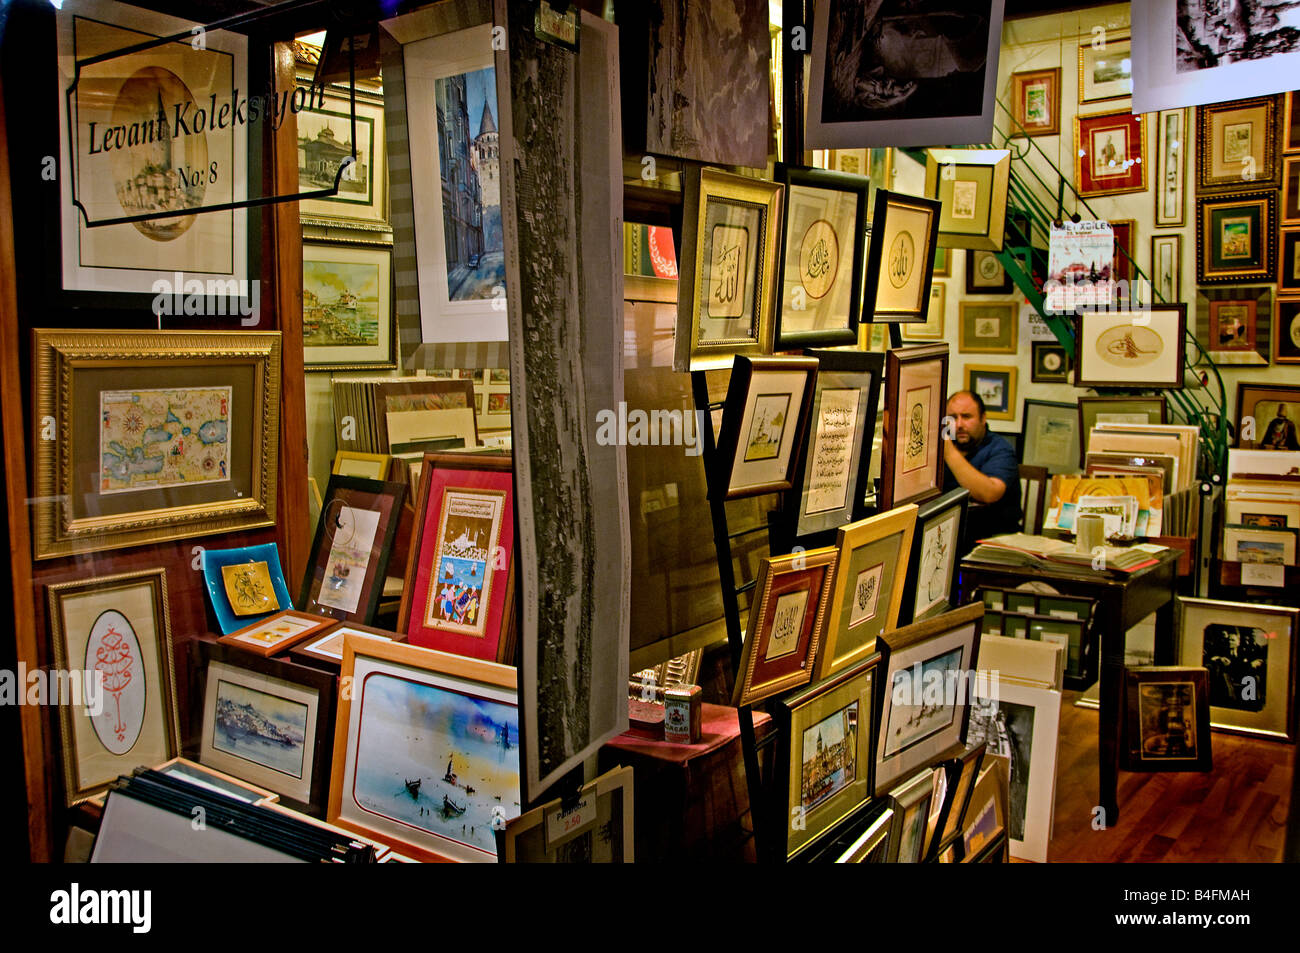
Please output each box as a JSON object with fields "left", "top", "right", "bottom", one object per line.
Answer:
{"left": 966, "top": 533, "right": 1166, "bottom": 573}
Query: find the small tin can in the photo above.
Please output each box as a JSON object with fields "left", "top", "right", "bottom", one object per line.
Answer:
{"left": 663, "top": 684, "right": 702, "bottom": 743}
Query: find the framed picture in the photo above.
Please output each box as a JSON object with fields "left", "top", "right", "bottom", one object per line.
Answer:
{"left": 1110, "top": 219, "right": 1136, "bottom": 284}
{"left": 1154, "top": 108, "right": 1189, "bottom": 227}
{"left": 773, "top": 654, "right": 877, "bottom": 860}
{"left": 967, "top": 672, "right": 1060, "bottom": 863}
{"left": 197, "top": 640, "right": 337, "bottom": 815}
{"left": 329, "top": 638, "right": 520, "bottom": 863}
{"left": 1225, "top": 498, "right": 1300, "bottom": 529}
{"left": 787, "top": 350, "right": 884, "bottom": 538}
{"left": 1010, "top": 67, "right": 1061, "bottom": 137}
{"left": 731, "top": 548, "right": 838, "bottom": 707}
{"left": 897, "top": 489, "right": 969, "bottom": 627}
{"left": 903, "top": 283, "right": 946, "bottom": 341}
{"left": 1196, "top": 96, "right": 1281, "bottom": 192}
{"left": 46, "top": 568, "right": 180, "bottom": 805}
{"left": 714, "top": 356, "right": 818, "bottom": 500}
{"left": 1030, "top": 343, "right": 1071, "bottom": 384}
{"left": 1150, "top": 233, "right": 1183, "bottom": 305}
{"left": 501, "top": 766, "right": 634, "bottom": 862}
{"left": 1132, "top": 3, "right": 1300, "bottom": 113}
{"left": 835, "top": 807, "right": 893, "bottom": 863}
{"left": 933, "top": 246, "right": 951, "bottom": 278}
{"left": 1073, "top": 305, "right": 1187, "bottom": 390}
{"left": 875, "top": 603, "right": 982, "bottom": 795}
{"left": 674, "top": 166, "right": 782, "bottom": 371}
{"left": 1276, "top": 299, "right": 1300, "bottom": 365}
{"left": 55, "top": 0, "right": 249, "bottom": 295}
{"left": 1196, "top": 190, "right": 1277, "bottom": 284}
{"left": 297, "top": 81, "right": 389, "bottom": 227}
{"left": 804, "top": 0, "right": 1006, "bottom": 149}
{"left": 965, "top": 365, "right": 1016, "bottom": 422}
{"left": 1074, "top": 111, "right": 1148, "bottom": 197}
{"left": 217, "top": 609, "right": 339, "bottom": 659}
{"left": 1021, "top": 400, "right": 1080, "bottom": 474}
{"left": 773, "top": 164, "right": 868, "bottom": 349}
{"left": 1078, "top": 31, "right": 1132, "bottom": 105}
{"left": 818, "top": 504, "right": 918, "bottom": 680}
{"left": 884, "top": 768, "right": 935, "bottom": 863}
{"left": 403, "top": 23, "right": 508, "bottom": 344}
{"left": 1196, "top": 286, "right": 1271, "bottom": 365}
{"left": 1286, "top": 157, "right": 1300, "bottom": 226}
{"left": 1280, "top": 230, "right": 1300, "bottom": 293}
{"left": 332, "top": 451, "right": 393, "bottom": 481}
{"left": 1235, "top": 382, "right": 1300, "bottom": 450}
{"left": 881, "top": 344, "right": 949, "bottom": 509}
{"left": 303, "top": 240, "right": 396, "bottom": 371}
{"left": 1178, "top": 598, "right": 1297, "bottom": 742}
{"left": 1078, "top": 395, "right": 1168, "bottom": 461}
{"left": 1288, "top": 92, "right": 1300, "bottom": 154}
{"left": 932, "top": 741, "right": 986, "bottom": 856}
{"left": 201, "top": 543, "right": 295, "bottom": 636}
{"left": 32, "top": 330, "right": 281, "bottom": 559}
{"left": 965, "top": 249, "right": 1013, "bottom": 294}
{"left": 1121, "top": 667, "right": 1213, "bottom": 773}
{"left": 1223, "top": 524, "right": 1298, "bottom": 565}
{"left": 958, "top": 302, "right": 1017, "bottom": 354}
{"left": 961, "top": 759, "right": 1007, "bottom": 862}
{"left": 288, "top": 620, "right": 397, "bottom": 673}
{"left": 397, "top": 452, "right": 516, "bottom": 664}
{"left": 924, "top": 149, "right": 1010, "bottom": 251}
{"left": 862, "top": 189, "right": 941, "bottom": 323}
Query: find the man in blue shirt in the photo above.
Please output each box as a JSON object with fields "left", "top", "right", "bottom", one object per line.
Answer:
{"left": 942, "top": 390, "right": 1021, "bottom": 553}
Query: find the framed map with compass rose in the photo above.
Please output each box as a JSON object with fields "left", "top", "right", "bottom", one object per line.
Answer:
{"left": 1074, "top": 305, "right": 1187, "bottom": 389}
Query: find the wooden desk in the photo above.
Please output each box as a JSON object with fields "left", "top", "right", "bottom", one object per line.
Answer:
{"left": 958, "top": 550, "right": 1180, "bottom": 826}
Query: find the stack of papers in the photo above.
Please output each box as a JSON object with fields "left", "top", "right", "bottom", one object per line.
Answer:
{"left": 966, "top": 534, "right": 1163, "bottom": 573}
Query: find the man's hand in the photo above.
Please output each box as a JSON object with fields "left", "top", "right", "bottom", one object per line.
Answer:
{"left": 943, "top": 436, "right": 1007, "bottom": 505}
{"left": 943, "top": 436, "right": 961, "bottom": 470}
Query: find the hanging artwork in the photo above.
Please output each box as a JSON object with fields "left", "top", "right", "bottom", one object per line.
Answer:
{"left": 1074, "top": 305, "right": 1188, "bottom": 389}
{"left": 881, "top": 344, "right": 949, "bottom": 509}
{"left": 1074, "top": 111, "right": 1148, "bottom": 197}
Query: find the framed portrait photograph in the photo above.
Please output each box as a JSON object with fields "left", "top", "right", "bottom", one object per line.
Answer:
{"left": 804, "top": 0, "right": 1007, "bottom": 149}
{"left": 1196, "top": 190, "right": 1277, "bottom": 284}
{"left": 819, "top": 504, "right": 918, "bottom": 680}
{"left": 674, "top": 166, "right": 782, "bottom": 371}
{"left": 773, "top": 164, "right": 868, "bottom": 349}
{"left": 881, "top": 344, "right": 949, "bottom": 510}
{"left": 732, "top": 548, "right": 838, "bottom": 707}
{"left": 1154, "top": 108, "right": 1188, "bottom": 227}
{"left": 1178, "top": 598, "right": 1297, "bottom": 742}
{"left": 904, "top": 282, "right": 946, "bottom": 340}
{"left": 1074, "top": 111, "right": 1147, "bottom": 197}
{"left": 862, "top": 189, "right": 941, "bottom": 323}
{"left": 1276, "top": 298, "right": 1300, "bottom": 365}
{"left": 32, "top": 330, "right": 281, "bottom": 559}
{"left": 397, "top": 452, "right": 516, "bottom": 664}
{"left": 1021, "top": 399, "right": 1080, "bottom": 474}
{"left": 297, "top": 81, "right": 389, "bottom": 227}
{"left": 714, "top": 356, "right": 818, "bottom": 500}
{"left": 1196, "top": 96, "right": 1281, "bottom": 192}
{"left": 965, "top": 365, "right": 1016, "bottom": 421}
{"left": 197, "top": 640, "right": 337, "bottom": 816}
{"left": 1196, "top": 286, "right": 1270, "bottom": 365}
{"left": 787, "top": 350, "right": 884, "bottom": 539}
{"left": 875, "top": 603, "right": 982, "bottom": 796}
{"left": 1150, "top": 233, "right": 1183, "bottom": 305}
{"left": 1280, "top": 230, "right": 1300, "bottom": 294}
{"left": 46, "top": 568, "right": 180, "bottom": 805}
{"left": 329, "top": 638, "right": 521, "bottom": 863}
{"left": 965, "top": 249, "right": 1013, "bottom": 294}
{"left": 1030, "top": 343, "right": 1071, "bottom": 384}
{"left": 958, "top": 302, "right": 1017, "bottom": 354}
{"left": 201, "top": 543, "right": 296, "bottom": 636}
{"left": 300, "top": 475, "right": 407, "bottom": 626}
{"left": 884, "top": 767, "right": 935, "bottom": 863}
{"left": 303, "top": 240, "right": 396, "bottom": 371}
{"left": 404, "top": 23, "right": 509, "bottom": 344}
{"left": 1078, "top": 31, "right": 1132, "bottom": 105}
{"left": 1121, "top": 666, "right": 1213, "bottom": 773}
{"left": 501, "top": 766, "right": 634, "bottom": 863}
{"left": 773, "top": 654, "right": 877, "bottom": 860}
{"left": 1073, "top": 305, "right": 1187, "bottom": 390}
{"left": 897, "top": 488, "right": 969, "bottom": 627}
{"left": 217, "top": 609, "right": 339, "bottom": 659}
{"left": 924, "top": 149, "right": 1010, "bottom": 251}
{"left": 1235, "top": 382, "right": 1300, "bottom": 450}
{"left": 1010, "top": 67, "right": 1061, "bottom": 137}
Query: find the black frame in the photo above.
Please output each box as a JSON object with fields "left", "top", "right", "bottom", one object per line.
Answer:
{"left": 1020, "top": 398, "right": 1080, "bottom": 474}
{"left": 1030, "top": 342, "right": 1071, "bottom": 383}
{"left": 965, "top": 249, "right": 1014, "bottom": 294}
{"left": 927, "top": 740, "right": 985, "bottom": 861}
{"left": 773, "top": 164, "right": 869, "bottom": 349}
{"left": 896, "top": 487, "right": 970, "bottom": 627}
{"left": 1121, "top": 666, "right": 1213, "bottom": 773}
{"left": 862, "top": 188, "right": 942, "bottom": 323}
{"left": 713, "top": 355, "right": 819, "bottom": 501}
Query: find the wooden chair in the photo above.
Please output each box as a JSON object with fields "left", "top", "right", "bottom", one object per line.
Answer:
{"left": 1019, "top": 464, "right": 1048, "bottom": 534}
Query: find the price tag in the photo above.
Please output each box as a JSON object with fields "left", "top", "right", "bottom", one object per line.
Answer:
{"left": 544, "top": 795, "right": 596, "bottom": 848}
{"left": 1241, "top": 563, "right": 1285, "bottom": 587}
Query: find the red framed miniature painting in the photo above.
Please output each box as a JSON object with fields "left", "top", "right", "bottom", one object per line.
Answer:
{"left": 398, "top": 453, "right": 515, "bottom": 663}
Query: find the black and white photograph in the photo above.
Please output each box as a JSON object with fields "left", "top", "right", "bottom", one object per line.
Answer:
{"left": 1175, "top": 0, "right": 1300, "bottom": 73}
{"left": 967, "top": 694, "right": 1033, "bottom": 842}
{"left": 1202, "top": 623, "right": 1269, "bottom": 713}
{"left": 806, "top": 0, "right": 1007, "bottom": 148}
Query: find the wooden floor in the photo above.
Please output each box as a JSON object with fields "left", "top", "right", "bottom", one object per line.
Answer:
{"left": 1042, "top": 692, "right": 1294, "bottom": 862}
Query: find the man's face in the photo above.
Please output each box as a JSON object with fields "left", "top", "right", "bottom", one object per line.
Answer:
{"left": 947, "top": 394, "right": 987, "bottom": 448}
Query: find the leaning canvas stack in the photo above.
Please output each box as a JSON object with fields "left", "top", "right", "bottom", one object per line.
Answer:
{"left": 1222, "top": 449, "right": 1300, "bottom": 586}
{"left": 1082, "top": 421, "right": 1201, "bottom": 537}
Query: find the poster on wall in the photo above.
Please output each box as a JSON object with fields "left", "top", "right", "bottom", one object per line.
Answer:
{"left": 805, "top": 0, "right": 1007, "bottom": 148}
{"left": 1045, "top": 221, "right": 1114, "bottom": 313}
{"left": 1133, "top": 1, "right": 1300, "bottom": 113}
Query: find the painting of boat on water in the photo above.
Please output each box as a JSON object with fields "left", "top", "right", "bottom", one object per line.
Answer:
{"left": 212, "top": 679, "right": 309, "bottom": 779}
{"left": 303, "top": 256, "right": 382, "bottom": 348}
{"left": 351, "top": 671, "right": 520, "bottom": 857}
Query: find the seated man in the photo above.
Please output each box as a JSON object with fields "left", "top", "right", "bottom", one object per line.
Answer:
{"left": 942, "top": 390, "right": 1021, "bottom": 553}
